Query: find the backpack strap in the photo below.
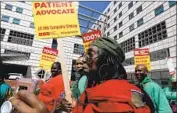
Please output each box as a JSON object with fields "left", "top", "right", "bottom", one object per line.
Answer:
{"left": 83, "top": 90, "right": 88, "bottom": 109}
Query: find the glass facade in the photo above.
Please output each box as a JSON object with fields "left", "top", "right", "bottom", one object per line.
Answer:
{"left": 16, "top": 7, "right": 23, "bottom": 13}
{"left": 138, "top": 21, "right": 167, "bottom": 47}
{"left": 73, "top": 43, "right": 84, "bottom": 55}
{"left": 0, "top": 28, "right": 6, "bottom": 41}
{"left": 5, "top": 4, "right": 13, "bottom": 11}
{"left": 120, "top": 37, "right": 135, "bottom": 53}
{"left": 1, "top": 15, "right": 10, "bottom": 22}
{"left": 8, "top": 30, "right": 34, "bottom": 46}
{"left": 12, "top": 18, "right": 20, "bottom": 25}
{"left": 155, "top": 5, "right": 164, "bottom": 16}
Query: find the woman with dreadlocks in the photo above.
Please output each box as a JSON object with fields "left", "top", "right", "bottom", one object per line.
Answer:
{"left": 72, "top": 37, "right": 151, "bottom": 113}
{"left": 8, "top": 37, "right": 151, "bottom": 113}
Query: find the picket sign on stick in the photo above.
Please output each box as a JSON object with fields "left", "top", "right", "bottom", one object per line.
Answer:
{"left": 57, "top": 38, "right": 72, "bottom": 104}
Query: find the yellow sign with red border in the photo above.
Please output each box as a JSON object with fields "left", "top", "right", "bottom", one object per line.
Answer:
{"left": 32, "top": 2, "right": 81, "bottom": 39}
{"left": 82, "top": 30, "right": 101, "bottom": 52}
{"left": 39, "top": 47, "right": 58, "bottom": 71}
{"left": 134, "top": 48, "right": 151, "bottom": 71}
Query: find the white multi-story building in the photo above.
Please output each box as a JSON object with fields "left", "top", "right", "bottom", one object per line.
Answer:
{"left": 92, "top": 1, "right": 176, "bottom": 86}
{"left": 1, "top": 2, "right": 84, "bottom": 79}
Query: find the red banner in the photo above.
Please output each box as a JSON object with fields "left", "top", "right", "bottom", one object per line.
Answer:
{"left": 39, "top": 47, "right": 58, "bottom": 70}
{"left": 134, "top": 48, "right": 150, "bottom": 56}
{"left": 82, "top": 30, "right": 101, "bottom": 52}
{"left": 82, "top": 30, "right": 101, "bottom": 43}
{"left": 43, "top": 47, "right": 58, "bottom": 56}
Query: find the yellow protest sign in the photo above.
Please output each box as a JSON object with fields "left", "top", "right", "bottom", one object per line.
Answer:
{"left": 32, "top": 2, "right": 81, "bottom": 39}
{"left": 134, "top": 48, "right": 151, "bottom": 71}
{"left": 82, "top": 30, "right": 101, "bottom": 52}
{"left": 39, "top": 47, "right": 58, "bottom": 71}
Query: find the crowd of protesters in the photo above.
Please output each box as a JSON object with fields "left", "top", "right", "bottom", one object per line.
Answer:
{"left": 0, "top": 37, "right": 176, "bottom": 113}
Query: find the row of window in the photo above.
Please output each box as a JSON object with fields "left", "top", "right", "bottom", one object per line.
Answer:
{"left": 150, "top": 48, "right": 169, "bottom": 61}
{"left": 110, "top": 17, "right": 143, "bottom": 39}
{"left": 105, "top": 1, "right": 176, "bottom": 39}
{"left": 73, "top": 43, "right": 84, "bottom": 55}
{"left": 1, "top": 15, "right": 34, "bottom": 28}
{"left": 0, "top": 28, "right": 6, "bottom": 41}
{"left": 138, "top": 21, "right": 167, "bottom": 47}
{"left": 106, "top": 2, "right": 142, "bottom": 31}
{"left": 5, "top": 4, "right": 23, "bottom": 13}
{"left": 4, "top": 49, "right": 30, "bottom": 60}
{"left": 8, "top": 30, "right": 34, "bottom": 46}
{"left": 120, "top": 37, "right": 135, "bottom": 53}
{"left": 122, "top": 48, "right": 169, "bottom": 66}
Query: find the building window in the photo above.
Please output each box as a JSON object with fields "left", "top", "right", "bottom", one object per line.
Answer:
{"left": 114, "top": 8, "right": 117, "bottom": 13}
{"left": 107, "top": 32, "right": 110, "bottom": 36}
{"left": 119, "top": 21, "right": 122, "bottom": 28}
{"left": 150, "top": 48, "right": 169, "bottom": 61}
{"left": 0, "top": 28, "right": 6, "bottom": 41}
{"left": 4, "top": 49, "right": 30, "bottom": 60}
{"left": 114, "top": 17, "right": 117, "bottom": 22}
{"left": 120, "top": 37, "right": 135, "bottom": 53}
{"left": 16, "top": 7, "right": 23, "bottom": 13}
{"left": 136, "top": 5, "right": 142, "bottom": 14}
{"left": 114, "top": 26, "right": 117, "bottom": 31}
{"left": 30, "top": 22, "right": 34, "bottom": 28}
{"left": 8, "top": 30, "right": 34, "bottom": 46}
{"left": 119, "top": 12, "right": 122, "bottom": 18}
{"left": 99, "top": 24, "right": 101, "bottom": 29}
{"left": 119, "top": 32, "right": 123, "bottom": 38}
{"left": 119, "top": 2, "right": 122, "bottom": 9}
{"left": 108, "top": 15, "right": 110, "bottom": 20}
{"left": 129, "top": 12, "right": 134, "bottom": 20}
{"left": 73, "top": 43, "right": 84, "bottom": 55}
{"left": 114, "top": 35, "right": 117, "bottom": 40}
{"left": 137, "top": 18, "right": 144, "bottom": 27}
{"left": 155, "top": 5, "right": 164, "bottom": 16}
{"left": 107, "top": 8, "right": 110, "bottom": 13}
{"left": 12, "top": 18, "right": 20, "bottom": 25}
{"left": 122, "top": 57, "right": 134, "bottom": 66}
{"left": 107, "top": 23, "right": 110, "bottom": 28}
{"left": 114, "top": 1, "right": 117, "bottom": 5}
{"left": 52, "top": 39, "right": 57, "bottom": 49}
{"left": 1, "top": 15, "right": 10, "bottom": 22}
{"left": 129, "top": 24, "right": 134, "bottom": 32}
{"left": 169, "top": 1, "right": 176, "bottom": 7}
{"left": 5, "top": 4, "right": 13, "bottom": 11}
{"left": 138, "top": 21, "right": 167, "bottom": 47}
{"left": 128, "top": 2, "right": 133, "bottom": 9}
{"left": 104, "top": 27, "right": 106, "bottom": 32}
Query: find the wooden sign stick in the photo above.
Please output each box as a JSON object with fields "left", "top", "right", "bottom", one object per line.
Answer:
{"left": 57, "top": 38, "right": 72, "bottom": 104}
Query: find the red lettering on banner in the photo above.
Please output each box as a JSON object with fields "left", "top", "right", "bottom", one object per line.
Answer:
{"left": 134, "top": 48, "right": 149, "bottom": 56}
{"left": 36, "top": 9, "right": 75, "bottom": 15}
{"left": 42, "top": 47, "right": 58, "bottom": 56}
{"left": 34, "top": 2, "right": 73, "bottom": 9}
{"left": 39, "top": 32, "right": 50, "bottom": 36}
{"left": 82, "top": 30, "right": 101, "bottom": 43}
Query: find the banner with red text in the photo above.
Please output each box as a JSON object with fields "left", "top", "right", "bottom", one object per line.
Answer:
{"left": 32, "top": 2, "right": 81, "bottom": 39}
{"left": 134, "top": 48, "right": 151, "bottom": 71}
{"left": 39, "top": 47, "right": 58, "bottom": 71}
{"left": 82, "top": 30, "right": 101, "bottom": 52}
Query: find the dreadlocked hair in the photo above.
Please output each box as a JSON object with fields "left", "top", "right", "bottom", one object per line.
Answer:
{"left": 96, "top": 48, "right": 127, "bottom": 82}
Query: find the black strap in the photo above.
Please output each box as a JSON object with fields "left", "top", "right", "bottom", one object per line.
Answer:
{"left": 83, "top": 91, "right": 88, "bottom": 109}
{"left": 138, "top": 85, "right": 155, "bottom": 113}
